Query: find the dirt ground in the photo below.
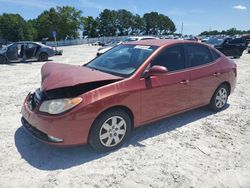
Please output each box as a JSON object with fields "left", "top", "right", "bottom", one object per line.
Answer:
{"left": 0, "top": 44, "right": 250, "bottom": 188}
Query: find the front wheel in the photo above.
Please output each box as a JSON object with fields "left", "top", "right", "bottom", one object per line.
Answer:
{"left": 0, "top": 55, "right": 7, "bottom": 64}
{"left": 209, "top": 84, "right": 229, "bottom": 112}
{"left": 89, "top": 109, "right": 132, "bottom": 152}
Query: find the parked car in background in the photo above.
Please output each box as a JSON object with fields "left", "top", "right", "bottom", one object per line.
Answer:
{"left": 241, "top": 35, "right": 250, "bottom": 45}
{"left": 206, "top": 37, "right": 247, "bottom": 58}
{"left": 21, "top": 39, "right": 236, "bottom": 152}
{"left": 0, "top": 41, "right": 55, "bottom": 64}
{"left": 97, "top": 36, "right": 158, "bottom": 56}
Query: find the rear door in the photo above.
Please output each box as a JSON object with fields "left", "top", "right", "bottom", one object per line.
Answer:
{"left": 140, "top": 44, "right": 192, "bottom": 123}
{"left": 184, "top": 44, "right": 221, "bottom": 107}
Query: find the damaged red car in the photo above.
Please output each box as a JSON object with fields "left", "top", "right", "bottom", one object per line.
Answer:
{"left": 21, "top": 40, "right": 236, "bottom": 152}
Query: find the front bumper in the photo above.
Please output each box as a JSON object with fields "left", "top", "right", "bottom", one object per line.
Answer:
{"left": 21, "top": 93, "right": 94, "bottom": 146}
{"left": 21, "top": 117, "right": 63, "bottom": 143}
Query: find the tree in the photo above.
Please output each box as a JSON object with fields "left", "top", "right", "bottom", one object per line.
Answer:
{"left": 131, "top": 14, "right": 145, "bottom": 35}
{"left": 33, "top": 6, "right": 83, "bottom": 40}
{"left": 116, "top": 9, "right": 134, "bottom": 35}
{"left": 143, "top": 12, "right": 176, "bottom": 35}
{"left": 82, "top": 16, "right": 99, "bottom": 37}
{"left": 98, "top": 9, "right": 117, "bottom": 36}
{"left": 0, "top": 13, "right": 36, "bottom": 41}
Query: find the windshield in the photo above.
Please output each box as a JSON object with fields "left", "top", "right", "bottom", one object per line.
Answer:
{"left": 206, "top": 38, "right": 224, "bottom": 45}
{"left": 86, "top": 44, "right": 158, "bottom": 77}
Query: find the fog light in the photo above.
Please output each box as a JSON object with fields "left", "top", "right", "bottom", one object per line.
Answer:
{"left": 48, "top": 135, "right": 63, "bottom": 143}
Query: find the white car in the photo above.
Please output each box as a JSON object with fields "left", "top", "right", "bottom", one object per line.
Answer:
{"left": 97, "top": 36, "right": 159, "bottom": 56}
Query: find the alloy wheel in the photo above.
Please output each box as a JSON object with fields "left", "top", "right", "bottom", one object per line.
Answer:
{"left": 99, "top": 116, "right": 127, "bottom": 147}
{"left": 215, "top": 88, "right": 228, "bottom": 108}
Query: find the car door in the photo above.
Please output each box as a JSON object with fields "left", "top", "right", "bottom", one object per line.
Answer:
{"left": 185, "top": 44, "right": 222, "bottom": 107}
{"left": 6, "top": 43, "right": 19, "bottom": 61}
{"left": 140, "top": 45, "right": 192, "bottom": 123}
{"left": 25, "top": 43, "right": 39, "bottom": 59}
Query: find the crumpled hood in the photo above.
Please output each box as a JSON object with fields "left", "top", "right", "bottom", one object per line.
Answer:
{"left": 41, "top": 63, "right": 123, "bottom": 91}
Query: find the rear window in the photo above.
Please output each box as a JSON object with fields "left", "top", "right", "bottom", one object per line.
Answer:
{"left": 210, "top": 48, "right": 221, "bottom": 61}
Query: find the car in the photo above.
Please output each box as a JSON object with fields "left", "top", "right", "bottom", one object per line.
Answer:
{"left": 248, "top": 44, "right": 250, "bottom": 53}
{"left": 21, "top": 39, "right": 237, "bottom": 152}
{"left": 0, "top": 41, "right": 55, "bottom": 64}
{"left": 241, "top": 35, "right": 250, "bottom": 45}
{"left": 96, "top": 36, "right": 158, "bottom": 56}
{"left": 206, "top": 37, "right": 247, "bottom": 58}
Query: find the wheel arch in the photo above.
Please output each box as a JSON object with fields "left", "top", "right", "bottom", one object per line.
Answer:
{"left": 219, "top": 81, "right": 231, "bottom": 95}
{"left": 0, "top": 54, "right": 7, "bottom": 63}
{"left": 87, "top": 105, "right": 135, "bottom": 142}
{"left": 210, "top": 81, "right": 231, "bottom": 103}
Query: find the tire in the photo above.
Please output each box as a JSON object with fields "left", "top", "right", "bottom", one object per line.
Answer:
{"left": 0, "top": 55, "right": 7, "bottom": 64}
{"left": 39, "top": 53, "right": 48, "bottom": 61}
{"left": 209, "top": 84, "right": 229, "bottom": 112}
{"left": 89, "top": 109, "right": 132, "bottom": 152}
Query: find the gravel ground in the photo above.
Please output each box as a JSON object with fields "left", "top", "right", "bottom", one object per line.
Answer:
{"left": 0, "top": 45, "right": 250, "bottom": 188}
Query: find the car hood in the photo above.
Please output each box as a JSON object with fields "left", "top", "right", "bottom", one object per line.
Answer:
{"left": 41, "top": 63, "right": 123, "bottom": 91}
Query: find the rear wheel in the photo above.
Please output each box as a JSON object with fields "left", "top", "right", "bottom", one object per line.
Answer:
{"left": 39, "top": 53, "right": 48, "bottom": 61}
{"left": 0, "top": 55, "right": 7, "bottom": 64}
{"left": 89, "top": 109, "right": 132, "bottom": 152}
{"left": 209, "top": 84, "right": 229, "bottom": 112}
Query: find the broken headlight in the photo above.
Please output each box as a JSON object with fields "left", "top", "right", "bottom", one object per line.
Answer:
{"left": 39, "top": 97, "right": 82, "bottom": 115}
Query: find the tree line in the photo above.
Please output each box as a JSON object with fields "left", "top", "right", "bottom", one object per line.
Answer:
{"left": 0, "top": 6, "right": 176, "bottom": 42}
{"left": 200, "top": 28, "right": 250, "bottom": 36}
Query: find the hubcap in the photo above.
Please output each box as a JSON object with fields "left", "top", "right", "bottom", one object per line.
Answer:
{"left": 99, "top": 116, "right": 127, "bottom": 147}
{"left": 215, "top": 88, "right": 227, "bottom": 108}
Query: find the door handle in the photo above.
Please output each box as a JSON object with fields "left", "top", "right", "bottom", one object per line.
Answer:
{"left": 180, "top": 80, "right": 190, "bottom": 84}
{"left": 213, "top": 72, "right": 221, "bottom": 76}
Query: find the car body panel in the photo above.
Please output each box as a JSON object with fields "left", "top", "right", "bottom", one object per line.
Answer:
{"left": 41, "top": 63, "right": 123, "bottom": 91}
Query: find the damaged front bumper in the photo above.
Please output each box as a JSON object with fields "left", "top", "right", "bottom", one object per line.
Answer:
{"left": 21, "top": 92, "right": 94, "bottom": 146}
{"left": 21, "top": 117, "right": 63, "bottom": 143}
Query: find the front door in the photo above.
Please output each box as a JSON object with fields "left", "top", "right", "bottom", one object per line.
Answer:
{"left": 6, "top": 43, "right": 19, "bottom": 61}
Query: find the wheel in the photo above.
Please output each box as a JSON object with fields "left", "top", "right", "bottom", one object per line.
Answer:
{"left": 0, "top": 55, "right": 7, "bottom": 64}
{"left": 209, "top": 84, "right": 229, "bottom": 112}
{"left": 89, "top": 109, "right": 132, "bottom": 152}
{"left": 39, "top": 53, "right": 48, "bottom": 61}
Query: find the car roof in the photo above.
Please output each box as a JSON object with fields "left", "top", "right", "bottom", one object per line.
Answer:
{"left": 126, "top": 39, "right": 199, "bottom": 47}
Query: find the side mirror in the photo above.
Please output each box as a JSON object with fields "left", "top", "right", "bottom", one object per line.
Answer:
{"left": 144, "top": 65, "right": 168, "bottom": 78}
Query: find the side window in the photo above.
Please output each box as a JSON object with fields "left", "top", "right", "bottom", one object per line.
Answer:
{"left": 152, "top": 45, "right": 185, "bottom": 71}
{"left": 210, "top": 48, "right": 221, "bottom": 61}
{"left": 186, "top": 44, "right": 213, "bottom": 67}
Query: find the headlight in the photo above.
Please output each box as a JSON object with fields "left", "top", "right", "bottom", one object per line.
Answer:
{"left": 39, "top": 97, "right": 82, "bottom": 115}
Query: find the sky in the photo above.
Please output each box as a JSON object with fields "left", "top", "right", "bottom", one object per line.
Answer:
{"left": 0, "top": 0, "right": 249, "bottom": 35}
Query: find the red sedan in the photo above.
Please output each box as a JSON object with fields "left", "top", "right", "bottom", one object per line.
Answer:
{"left": 21, "top": 39, "right": 237, "bottom": 152}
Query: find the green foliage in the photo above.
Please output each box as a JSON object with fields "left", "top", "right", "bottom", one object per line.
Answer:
{"left": 82, "top": 16, "right": 99, "bottom": 37}
{"left": 143, "top": 12, "right": 176, "bottom": 35}
{"left": 0, "top": 7, "right": 177, "bottom": 41}
{"left": 33, "top": 6, "right": 82, "bottom": 40}
{"left": 200, "top": 28, "right": 250, "bottom": 36}
{"left": 0, "top": 13, "right": 36, "bottom": 41}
